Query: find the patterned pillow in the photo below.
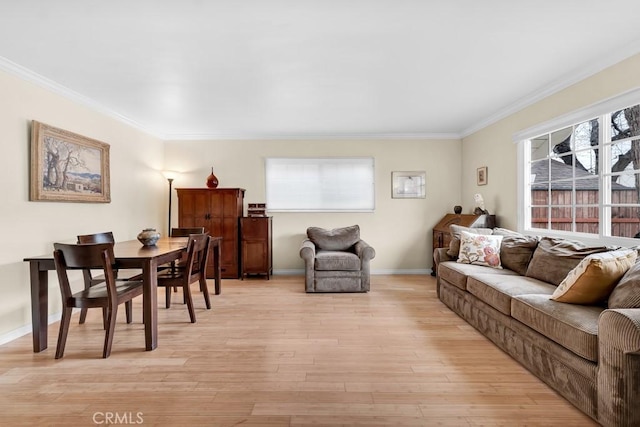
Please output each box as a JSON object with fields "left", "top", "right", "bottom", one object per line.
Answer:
{"left": 457, "top": 230, "right": 503, "bottom": 268}
{"left": 447, "top": 225, "right": 493, "bottom": 257}
{"left": 551, "top": 249, "right": 637, "bottom": 304}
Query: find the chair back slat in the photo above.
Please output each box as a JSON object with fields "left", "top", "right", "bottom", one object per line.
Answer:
{"left": 77, "top": 232, "right": 115, "bottom": 244}
{"left": 171, "top": 227, "right": 205, "bottom": 237}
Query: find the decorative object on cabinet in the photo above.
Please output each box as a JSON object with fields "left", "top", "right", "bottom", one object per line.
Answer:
{"left": 248, "top": 203, "right": 267, "bottom": 217}
{"left": 477, "top": 166, "right": 488, "bottom": 186}
{"left": 206, "top": 167, "right": 219, "bottom": 188}
{"left": 454, "top": 205, "right": 462, "bottom": 214}
{"left": 431, "top": 213, "right": 496, "bottom": 276}
{"left": 30, "top": 120, "right": 111, "bottom": 203}
{"left": 391, "top": 171, "right": 426, "bottom": 199}
{"left": 176, "top": 188, "right": 245, "bottom": 278}
{"left": 473, "top": 193, "right": 489, "bottom": 214}
{"left": 240, "top": 216, "right": 272, "bottom": 279}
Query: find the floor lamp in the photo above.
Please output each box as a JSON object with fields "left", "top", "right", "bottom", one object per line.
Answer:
{"left": 162, "top": 171, "right": 179, "bottom": 237}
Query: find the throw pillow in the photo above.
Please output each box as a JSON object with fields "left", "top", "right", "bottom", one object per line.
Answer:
{"left": 492, "top": 228, "right": 539, "bottom": 275}
{"left": 447, "top": 225, "right": 493, "bottom": 257}
{"left": 608, "top": 258, "right": 640, "bottom": 308}
{"left": 457, "top": 230, "right": 503, "bottom": 268}
{"left": 307, "top": 225, "right": 360, "bottom": 251}
{"left": 551, "top": 249, "right": 637, "bottom": 304}
{"left": 525, "top": 237, "right": 612, "bottom": 286}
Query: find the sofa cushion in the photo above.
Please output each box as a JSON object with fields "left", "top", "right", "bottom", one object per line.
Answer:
{"left": 492, "top": 228, "right": 539, "bottom": 275}
{"left": 551, "top": 249, "right": 637, "bottom": 304}
{"left": 457, "top": 231, "right": 503, "bottom": 268}
{"left": 307, "top": 225, "right": 360, "bottom": 251}
{"left": 447, "top": 224, "right": 493, "bottom": 257}
{"left": 511, "top": 294, "right": 603, "bottom": 362}
{"left": 608, "top": 259, "right": 640, "bottom": 308}
{"left": 467, "top": 274, "right": 556, "bottom": 316}
{"left": 438, "top": 261, "right": 518, "bottom": 291}
{"left": 314, "top": 250, "right": 361, "bottom": 271}
{"left": 525, "top": 237, "right": 612, "bottom": 286}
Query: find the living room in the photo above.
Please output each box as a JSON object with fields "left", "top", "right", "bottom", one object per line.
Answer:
{"left": 2, "top": 2, "right": 640, "bottom": 425}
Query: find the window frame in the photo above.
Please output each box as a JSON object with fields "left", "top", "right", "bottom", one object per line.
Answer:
{"left": 516, "top": 87, "right": 640, "bottom": 247}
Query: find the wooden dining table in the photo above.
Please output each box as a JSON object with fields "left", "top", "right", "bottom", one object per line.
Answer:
{"left": 23, "top": 236, "right": 222, "bottom": 353}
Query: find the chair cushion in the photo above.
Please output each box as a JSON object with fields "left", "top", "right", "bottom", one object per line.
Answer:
{"left": 511, "top": 294, "right": 603, "bottom": 362}
{"left": 551, "top": 249, "right": 636, "bottom": 304}
{"left": 307, "top": 225, "right": 360, "bottom": 251}
{"left": 467, "top": 274, "right": 556, "bottom": 316}
{"left": 525, "top": 237, "right": 612, "bottom": 286}
{"left": 608, "top": 259, "right": 640, "bottom": 308}
{"left": 315, "top": 250, "right": 361, "bottom": 271}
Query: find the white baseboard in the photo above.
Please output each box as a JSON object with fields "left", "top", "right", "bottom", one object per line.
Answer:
{"left": 0, "top": 310, "right": 65, "bottom": 347}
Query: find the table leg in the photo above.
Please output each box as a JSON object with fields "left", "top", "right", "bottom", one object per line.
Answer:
{"left": 29, "top": 261, "right": 49, "bottom": 352}
{"left": 213, "top": 242, "right": 221, "bottom": 295}
{"left": 142, "top": 260, "right": 158, "bottom": 351}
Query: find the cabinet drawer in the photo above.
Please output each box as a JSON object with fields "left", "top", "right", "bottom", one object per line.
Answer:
{"left": 241, "top": 217, "right": 269, "bottom": 238}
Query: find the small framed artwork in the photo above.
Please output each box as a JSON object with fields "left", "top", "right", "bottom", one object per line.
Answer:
{"left": 477, "top": 166, "right": 488, "bottom": 186}
{"left": 30, "top": 121, "right": 111, "bottom": 203}
{"left": 392, "top": 171, "right": 426, "bottom": 199}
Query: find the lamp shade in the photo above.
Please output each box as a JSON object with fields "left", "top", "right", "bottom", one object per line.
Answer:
{"left": 162, "top": 170, "right": 179, "bottom": 181}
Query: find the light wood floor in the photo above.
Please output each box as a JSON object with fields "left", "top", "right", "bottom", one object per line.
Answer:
{"left": 0, "top": 275, "right": 595, "bottom": 426}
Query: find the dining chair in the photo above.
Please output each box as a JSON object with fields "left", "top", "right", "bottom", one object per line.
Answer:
{"left": 76, "top": 231, "right": 138, "bottom": 324}
{"left": 52, "top": 242, "right": 144, "bottom": 359}
{"left": 156, "top": 233, "right": 211, "bottom": 323}
{"left": 171, "top": 227, "right": 205, "bottom": 237}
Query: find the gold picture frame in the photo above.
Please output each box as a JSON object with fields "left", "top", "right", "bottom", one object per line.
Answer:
{"left": 477, "top": 166, "right": 488, "bottom": 186}
{"left": 29, "top": 121, "right": 111, "bottom": 203}
{"left": 392, "top": 171, "right": 426, "bottom": 199}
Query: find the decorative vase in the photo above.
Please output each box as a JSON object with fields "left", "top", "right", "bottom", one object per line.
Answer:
{"left": 137, "top": 228, "right": 160, "bottom": 246}
{"left": 206, "top": 167, "right": 219, "bottom": 188}
{"left": 454, "top": 205, "right": 462, "bottom": 214}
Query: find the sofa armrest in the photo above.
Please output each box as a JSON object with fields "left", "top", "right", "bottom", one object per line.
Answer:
{"left": 434, "top": 247, "right": 455, "bottom": 274}
{"left": 597, "top": 308, "right": 640, "bottom": 426}
{"left": 300, "top": 239, "right": 316, "bottom": 292}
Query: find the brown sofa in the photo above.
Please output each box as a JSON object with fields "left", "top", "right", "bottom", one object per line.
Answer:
{"left": 434, "top": 229, "right": 640, "bottom": 426}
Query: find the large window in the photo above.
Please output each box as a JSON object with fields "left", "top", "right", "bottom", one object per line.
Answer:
{"left": 519, "top": 91, "right": 640, "bottom": 242}
{"left": 265, "top": 157, "right": 375, "bottom": 212}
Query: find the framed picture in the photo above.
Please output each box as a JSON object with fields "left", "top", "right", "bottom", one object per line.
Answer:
{"left": 477, "top": 166, "right": 488, "bottom": 186}
{"left": 392, "top": 171, "right": 426, "bottom": 199}
{"left": 30, "top": 121, "right": 111, "bottom": 203}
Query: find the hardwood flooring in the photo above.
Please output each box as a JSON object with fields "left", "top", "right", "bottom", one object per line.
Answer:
{"left": 0, "top": 275, "right": 595, "bottom": 426}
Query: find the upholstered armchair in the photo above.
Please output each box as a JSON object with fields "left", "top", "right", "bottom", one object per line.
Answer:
{"left": 300, "top": 225, "right": 376, "bottom": 293}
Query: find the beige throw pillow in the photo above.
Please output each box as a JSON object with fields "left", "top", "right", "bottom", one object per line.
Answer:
{"left": 447, "top": 225, "right": 493, "bottom": 257}
{"left": 551, "top": 249, "right": 637, "bottom": 304}
{"left": 457, "top": 231, "right": 503, "bottom": 268}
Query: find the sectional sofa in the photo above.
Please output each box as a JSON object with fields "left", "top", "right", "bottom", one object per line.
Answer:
{"left": 434, "top": 227, "right": 640, "bottom": 426}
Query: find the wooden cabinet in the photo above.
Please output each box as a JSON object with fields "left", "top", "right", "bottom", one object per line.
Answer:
{"left": 240, "top": 217, "right": 272, "bottom": 279}
{"left": 176, "top": 188, "right": 245, "bottom": 279}
{"left": 432, "top": 213, "right": 496, "bottom": 276}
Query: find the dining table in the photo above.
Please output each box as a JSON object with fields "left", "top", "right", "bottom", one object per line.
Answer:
{"left": 23, "top": 236, "right": 222, "bottom": 353}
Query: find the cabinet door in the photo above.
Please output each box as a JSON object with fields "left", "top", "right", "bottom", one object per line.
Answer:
{"left": 243, "top": 240, "right": 268, "bottom": 272}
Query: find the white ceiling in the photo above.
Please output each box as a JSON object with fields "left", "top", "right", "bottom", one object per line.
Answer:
{"left": 1, "top": 1, "right": 640, "bottom": 140}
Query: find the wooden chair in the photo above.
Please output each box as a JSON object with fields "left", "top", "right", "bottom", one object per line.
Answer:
{"left": 156, "top": 234, "right": 211, "bottom": 323}
{"left": 171, "top": 227, "right": 205, "bottom": 237}
{"left": 52, "top": 242, "right": 144, "bottom": 359}
{"left": 76, "top": 232, "right": 137, "bottom": 324}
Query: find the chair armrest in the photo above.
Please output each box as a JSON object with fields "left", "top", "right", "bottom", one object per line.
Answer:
{"left": 597, "top": 308, "right": 640, "bottom": 426}
{"left": 300, "top": 239, "right": 316, "bottom": 261}
{"left": 354, "top": 240, "right": 375, "bottom": 261}
{"left": 300, "top": 239, "right": 316, "bottom": 292}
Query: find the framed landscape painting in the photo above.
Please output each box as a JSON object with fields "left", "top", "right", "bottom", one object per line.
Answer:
{"left": 29, "top": 121, "right": 111, "bottom": 203}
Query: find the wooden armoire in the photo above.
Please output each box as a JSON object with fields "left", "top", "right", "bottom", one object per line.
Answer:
{"left": 176, "top": 188, "right": 245, "bottom": 279}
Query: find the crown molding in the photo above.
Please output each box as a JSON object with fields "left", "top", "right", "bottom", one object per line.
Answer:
{"left": 461, "top": 38, "right": 640, "bottom": 138}
{"left": 162, "top": 131, "right": 461, "bottom": 141}
{"left": 0, "top": 56, "right": 163, "bottom": 139}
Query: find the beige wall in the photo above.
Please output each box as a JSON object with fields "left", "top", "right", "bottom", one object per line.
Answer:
{"left": 0, "top": 70, "right": 166, "bottom": 339}
{"left": 164, "top": 138, "right": 463, "bottom": 272}
{"left": 462, "top": 53, "right": 640, "bottom": 230}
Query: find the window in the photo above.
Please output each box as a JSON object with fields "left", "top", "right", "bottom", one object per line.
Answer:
{"left": 518, "top": 89, "right": 640, "bottom": 243}
{"left": 265, "top": 157, "right": 375, "bottom": 212}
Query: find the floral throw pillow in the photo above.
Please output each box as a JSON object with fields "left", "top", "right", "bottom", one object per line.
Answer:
{"left": 457, "top": 230, "right": 503, "bottom": 268}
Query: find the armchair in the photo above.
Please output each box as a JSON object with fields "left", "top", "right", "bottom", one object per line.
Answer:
{"left": 300, "top": 225, "right": 375, "bottom": 293}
